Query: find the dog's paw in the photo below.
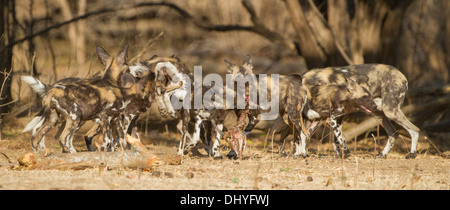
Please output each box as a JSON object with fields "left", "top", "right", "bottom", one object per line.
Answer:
{"left": 405, "top": 152, "right": 417, "bottom": 159}
{"left": 279, "top": 151, "right": 289, "bottom": 158}
{"left": 335, "top": 149, "right": 351, "bottom": 159}
{"left": 375, "top": 153, "right": 387, "bottom": 159}
{"left": 293, "top": 154, "right": 308, "bottom": 159}
{"left": 226, "top": 150, "right": 238, "bottom": 159}
{"left": 213, "top": 156, "right": 223, "bottom": 160}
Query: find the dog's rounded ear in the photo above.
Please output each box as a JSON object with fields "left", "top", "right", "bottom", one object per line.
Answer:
{"left": 96, "top": 46, "right": 111, "bottom": 66}
{"left": 117, "top": 43, "right": 129, "bottom": 66}
{"left": 120, "top": 72, "right": 136, "bottom": 88}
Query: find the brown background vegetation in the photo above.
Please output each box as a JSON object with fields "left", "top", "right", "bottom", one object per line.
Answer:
{"left": 1, "top": 0, "right": 449, "bottom": 152}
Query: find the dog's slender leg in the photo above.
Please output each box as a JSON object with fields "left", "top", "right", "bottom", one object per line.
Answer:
{"left": 128, "top": 118, "right": 140, "bottom": 141}
{"left": 376, "top": 115, "right": 399, "bottom": 158}
{"left": 201, "top": 121, "right": 215, "bottom": 156}
{"left": 67, "top": 120, "right": 80, "bottom": 153}
{"left": 98, "top": 114, "right": 113, "bottom": 152}
{"left": 54, "top": 120, "right": 65, "bottom": 143}
{"left": 383, "top": 107, "right": 420, "bottom": 159}
{"left": 38, "top": 136, "right": 46, "bottom": 151}
{"left": 330, "top": 116, "right": 350, "bottom": 158}
{"left": 395, "top": 116, "right": 419, "bottom": 158}
{"left": 58, "top": 117, "right": 78, "bottom": 153}
{"left": 31, "top": 110, "right": 58, "bottom": 153}
{"left": 176, "top": 119, "right": 185, "bottom": 156}
{"left": 295, "top": 121, "right": 321, "bottom": 157}
{"left": 278, "top": 124, "right": 290, "bottom": 157}
{"left": 212, "top": 123, "right": 223, "bottom": 159}
{"left": 29, "top": 116, "right": 48, "bottom": 151}
{"left": 189, "top": 115, "right": 203, "bottom": 149}
{"left": 84, "top": 120, "right": 100, "bottom": 151}
{"left": 118, "top": 114, "right": 134, "bottom": 149}
{"left": 293, "top": 131, "right": 308, "bottom": 158}
{"left": 177, "top": 110, "right": 192, "bottom": 156}
{"left": 287, "top": 111, "right": 308, "bottom": 158}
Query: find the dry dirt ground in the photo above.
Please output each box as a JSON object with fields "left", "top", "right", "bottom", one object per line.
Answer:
{"left": 0, "top": 120, "right": 449, "bottom": 190}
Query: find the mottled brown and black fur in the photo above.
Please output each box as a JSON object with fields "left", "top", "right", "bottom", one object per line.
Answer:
{"left": 23, "top": 44, "right": 134, "bottom": 153}
{"left": 306, "top": 64, "right": 419, "bottom": 158}
{"left": 225, "top": 57, "right": 378, "bottom": 158}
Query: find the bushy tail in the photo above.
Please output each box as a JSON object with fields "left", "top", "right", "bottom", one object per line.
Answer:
{"left": 21, "top": 108, "right": 46, "bottom": 134}
{"left": 21, "top": 76, "right": 48, "bottom": 97}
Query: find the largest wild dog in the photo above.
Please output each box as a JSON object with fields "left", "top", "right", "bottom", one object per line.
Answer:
{"left": 301, "top": 64, "right": 419, "bottom": 159}
{"left": 223, "top": 57, "right": 377, "bottom": 159}
{"left": 22, "top": 44, "right": 140, "bottom": 153}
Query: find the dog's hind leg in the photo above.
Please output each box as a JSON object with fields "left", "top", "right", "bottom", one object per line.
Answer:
{"left": 31, "top": 109, "right": 58, "bottom": 152}
{"left": 384, "top": 107, "right": 420, "bottom": 159}
{"left": 99, "top": 114, "right": 115, "bottom": 152}
{"left": 84, "top": 120, "right": 100, "bottom": 151}
{"left": 58, "top": 117, "right": 80, "bottom": 153}
{"left": 177, "top": 110, "right": 192, "bottom": 156}
{"left": 278, "top": 124, "right": 291, "bottom": 156}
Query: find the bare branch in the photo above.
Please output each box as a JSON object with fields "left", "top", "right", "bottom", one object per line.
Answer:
{"left": 1, "top": 1, "right": 300, "bottom": 57}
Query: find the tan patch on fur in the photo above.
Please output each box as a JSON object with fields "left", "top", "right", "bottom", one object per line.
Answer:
{"left": 98, "top": 88, "right": 117, "bottom": 104}
{"left": 43, "top": 88, "right": 65, "bottom": 107}
{"left": 315, "top": 85, "right": 339, "bottom": 104}
{"left": 88, "top": 98, "right": 98, "bottom": 105}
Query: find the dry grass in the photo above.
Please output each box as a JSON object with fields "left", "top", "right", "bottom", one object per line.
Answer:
{"left": 0, "top": 120, "right": 448, "bottom": 190}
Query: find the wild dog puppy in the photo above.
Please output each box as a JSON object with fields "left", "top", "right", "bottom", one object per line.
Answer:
{"left": 222, "top": 57, "right": 309, "bottom": 159}
{"left": 137, "top": 55, "right": 250, "bottom": 159}
{"left": 178, "top": 57, "right": 261, "bottom": 159}
{"left": 124, "top": 55, "right": 201, "bottom": 156}
{"left": 156, "top": 63, "right": 227, "bottom": 158}
{"left": 81, "top": 61, "right": 165, "bottom": 151}
{"left": 21, "top": 76, "right": 89, "bottom": 150}
{"left": 22, "top": 44, "right": 131, "bottom": 153}
{"left": 306, "top": 64, "right": 420, "bottom": 159}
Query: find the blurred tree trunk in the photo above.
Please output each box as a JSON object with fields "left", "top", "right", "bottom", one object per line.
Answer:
{"left": 0, "top": 0, "right": 15, "bottom": 116}
{"left": 282, "top": 0, "right": 413, "bottom": 68}
{"left": 56, "top": 0, "right": 86, "bottom": 75}
{"left": 283, "top": 0, "right": 328, "bottom": 68}
{"left": 327, "top": 0, "right": 353, "bottom": 65}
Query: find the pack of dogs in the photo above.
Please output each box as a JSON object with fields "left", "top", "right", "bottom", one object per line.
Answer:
{"left": 21, "top": 43, "right": 420, "bottom": 161}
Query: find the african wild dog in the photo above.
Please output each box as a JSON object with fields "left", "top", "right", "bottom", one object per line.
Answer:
{"left": 297, "top": 67, "right": 377, "bottom": 157}
{"left": 134, "top": 55, "right": 256, "bottom": 159}
{"left": 151, "top": 56, "right": 229, "bottom": 159}
{"left": 119, "top": 55, "right": 211, "bottom": 157}
{"left": 302, "top": 64, "right": 420, "bottom": 159}
{"left": 222, "top": 57, "right": 378, "bottom": 159}
{"left": 22, "top": 44, "right": 136, "bottom": 153}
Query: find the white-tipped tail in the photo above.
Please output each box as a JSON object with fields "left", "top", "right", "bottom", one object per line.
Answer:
{"left": 21, "top": 115, "right": 45, "bottom": 134}
{"left": 21, "top": 76, "right": 47, "bottom": 97}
